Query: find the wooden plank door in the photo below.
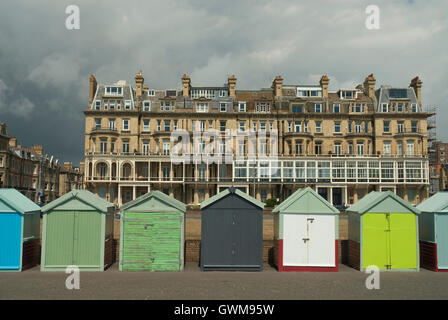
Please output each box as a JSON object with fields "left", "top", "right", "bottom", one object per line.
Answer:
{"left": 308, "top": 215, "right": 336, "bottom": 267}
{"left": 389, "top": 213, "right": 417, "bottom": 270}
{"left": 283, "top": 215, "right": 307, "bottom": 266}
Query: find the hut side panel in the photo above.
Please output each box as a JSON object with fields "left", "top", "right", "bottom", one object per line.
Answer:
{"left": 436, "top": 214, "right": 448, "bottom": 269}
{"left": 0, "top": 213, "right": 22, "bottom": 270}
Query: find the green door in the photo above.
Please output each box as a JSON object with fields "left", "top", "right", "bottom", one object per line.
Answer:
{"left": 362, "top": 213, "right": 389, "bottom": 270}
{"left": 362, "top": 213, "right": 417, "bottom": 270}
{"left": 74, "top": 211, "right": 102, "bottom": 268}
{"left": 44, "top": 211, "right": 75, "bottom": 267}
{"left": 122, "top": 212, "right": 181, "bottom": 271}
{"left": 389, "top": 213, "right": 417, "bottom": 269}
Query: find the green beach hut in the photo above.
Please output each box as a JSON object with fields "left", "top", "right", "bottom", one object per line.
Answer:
{"left": 41, "top": 190, "right": 115, "bottom": 271}
{"left": 347, "top": 191, "right": 420, "bottom": 271}
{"left": 417, "top": 192, "right": 448, "bottom": 271}
{"left": 119, "top": 191, "right": 186, "bottom": 271}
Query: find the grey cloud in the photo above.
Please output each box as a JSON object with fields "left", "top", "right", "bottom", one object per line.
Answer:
{"left": 0, "top": 0, "right": 446, "bottom": 165}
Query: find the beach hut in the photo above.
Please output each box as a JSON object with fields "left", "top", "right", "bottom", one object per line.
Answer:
{"left": 347, "top": 191, "right": 420, "bottom": 271}
{"left": 119, "top": 191, "right": 186, "bottom": 271}
{"left": 200, "top": 187, "right": 264, "bottom": 271}
{"left": 0, "top": 189, "right": 41, "bottom": 271}
{"left": 273, "top": 187, "right": 339, "bottom": 272}
{"left": 417, "top": 192, "right": 448, "bottom": 271}
{"left": 40, "top": 190, "right": 115, "bottom": 271}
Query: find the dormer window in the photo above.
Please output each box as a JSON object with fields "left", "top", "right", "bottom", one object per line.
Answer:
{"left": 411, "top": 103, "right": 417, "bottom": 112}
{"left": 382, "top": 103, "right": 388, "bottom": 112}
{"left": 148, "top": 90, "right": 155, "bottom": 96}
{"left": 256, "top": 102, "right": 270, "bottom": 112}
{"left": 196, "top": 102, "right": 208, "bottom": 113}
{"left": 165, "top": 90, "right": 177, "bottom": 97}
{"left": 219, "top": 90, "right": 227, "bottom": 97}
{"left": 238, "top": 102, "right": 246, "bottom": 112}
{"left": 105, "top": 86, "right": 123, "bottom": 96}
{"left": 340, "top": 90, "right": 356, "bottom": 99}
{"left": 94, "top": 100, "right": 101, "bottom": 110}
{"left": 104, "top": 100, "right": 108, "bottom": 110}
{"left": 143, "top": 101, "right": 151, "bottom": 111}
{"left": 161, "top": 101, "right": 173, "bottom": 112}
{"left": 125, "top": 100, "right": 131, "bottom": 110}
{"left": 296, "top": 88, "right": 322, "bottom": 97}
{"left": 314, "top": 103, "right": 322, "bottom": 113}
{"left": 109, "top": 101, "right": 115, "bottom": 110}
{"left": 220, "top": 103, "right": 227, "bottom": 112}
{"left": 117, "top": 100, "right": 121, "bottom": 110}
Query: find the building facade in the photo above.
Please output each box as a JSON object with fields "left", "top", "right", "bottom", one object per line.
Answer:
{"left": 84, "top": 72, "right": 430, "bottom": 207}
{"left": 0, "top": 123, "right": 83, "bottom": 203}
{"left": 429, "top": 141, "right": 448, "bottom": 194}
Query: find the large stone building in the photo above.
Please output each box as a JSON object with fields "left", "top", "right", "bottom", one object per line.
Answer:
{"left": 0, "top": 123, "right": 83, "bottom": 203}
{"left": 84, "top": 71, "right": 430, "bottom": 207}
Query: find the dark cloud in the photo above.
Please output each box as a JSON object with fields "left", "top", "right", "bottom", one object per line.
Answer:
{"left": 0, "top": 0, "right": 446, "bottom": 165}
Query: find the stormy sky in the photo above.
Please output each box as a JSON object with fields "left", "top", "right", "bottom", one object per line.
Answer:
{"left": 0, "top": 0, "right": 446, "bottom": 165}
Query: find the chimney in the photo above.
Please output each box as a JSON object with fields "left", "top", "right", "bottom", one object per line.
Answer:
{"left": 9, "top": 137, "right": 17, "bottom": 148}
{"left": 135, "top": 70, "right": 144, "bottom": 98}
{"left": 0, "top": 123, "right": 7, "bottom": 136}
{"left": 228, "top": 75, "right": 237, "bottom": 97}
{"left": 272, "top": 76, "right": 283, "bottom": 98}
{"left": 89, "top": 75, "right": 97, "bottom": 105}
{"left": 319, "top": 75, "right": 329, "bottom": 98}
{"left": 410, "top": 76, "right": 423, "bottom": 105}
{"left": 363, "top": 74, "right": 376, "bottom": 98}
{"left": 182, "top": 74, "right": 191, "bottom": 97}
{"left": 32, "top": 145, "right": 43, "bottom": 155}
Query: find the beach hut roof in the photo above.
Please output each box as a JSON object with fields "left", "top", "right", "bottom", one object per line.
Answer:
{"left": 417, "top": 192, "right": 448, "bottom": 213}
{"left": 273, "top": 187, "right": 339, "bottom": 214}
{"left": 120, "top": 190, "right": 186, "bottom": 212}
{"left": 347, "top": 190, "right": 420, "bottom": 215}
{"left": 41, "top": 189, "right": 115, "bottom": 213}
{"left": 200, "top": 187, "right": 264, "bottom": 209}
{"left": 0, "top": 188, "right": 40, "bottom": 214}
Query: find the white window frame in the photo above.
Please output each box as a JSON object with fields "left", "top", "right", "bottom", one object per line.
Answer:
{"left": 334, "top": 121, "right": 341, "bottom": 133}
{"left": 315, "top": 121, "right": 322, "bottom": 133}
{"left": 105, "top": 86, "right": 123, "bottom": 96}
{"left": 94, "top": 100, "right": 101, "bottom": 110}
{"left": 382, "top": 103, "right": 388, "bottom": 112}
{"left": 143, "top": 101, "right": 151, "bottom": 111}
{"left": 333, "top": 103, "right": 340, "bottom": 113}
{"left": 315, "top": 103, "right": 322, "bottom": 113}
{"left": 125, "top": 100, "right": 132, "bottom": 110}
{"left": 196, "top": 102, "right": 209, "bottom": 113}
{"left": 122, "top": 119, "right": 130, "bottom": 131}
{"left": 143, "top": 120, "right": 150, "bottom": 132}
{"left": 238, "top": 102, "right": 246, "bottom": 112}
{"left": 383, "top": 141, "right": 391, "bottom": 156}
{"left": 220, "top": 102, "right": 227, "bottom": 112}
{"left": 147, "top": 90, "right": 155, "bottom": 96}
{"left": 239, "top": 121, "right": 246, "bottom": 132}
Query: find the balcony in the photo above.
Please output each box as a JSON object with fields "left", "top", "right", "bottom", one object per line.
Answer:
{"left": 394, "top": 129, "right": 424, "bottom": 138}
{"left": 90, "top": 127, "right": 119, "bottom": 135}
